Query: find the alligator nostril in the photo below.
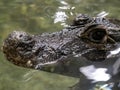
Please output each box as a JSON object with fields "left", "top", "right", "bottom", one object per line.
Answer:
{"left": 19, "top": 34, "right": 23, "bottom": 38}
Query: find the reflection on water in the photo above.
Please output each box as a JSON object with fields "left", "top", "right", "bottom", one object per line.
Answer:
{"left": 80, "top": 65, "right": 111, "bottom": 82}
{"left": 108, "top": 46, "right": 120, "bottom": 58}
{"left": 53, "top": 11, "right": 68, "bottom": 23}
{"left": 22, "top": 70, "right": 37, "bottom": 82}
{"left": 0, "top": 0, "right": 120, "bottom": 90}
{"left": 95, "top": 83, "right": 114, "bottom": 90}
{"left": 97, "top": 11, "right": 109, "bottom": 17}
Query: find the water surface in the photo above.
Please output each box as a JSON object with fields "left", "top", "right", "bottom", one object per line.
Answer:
{"left": 0, "top": 0, "right": 120, "bottom": 90}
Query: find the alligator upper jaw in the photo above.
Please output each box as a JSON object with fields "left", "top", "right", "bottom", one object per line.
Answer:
{"left": 2, "top": 30, "right": 120, "bottom": 65}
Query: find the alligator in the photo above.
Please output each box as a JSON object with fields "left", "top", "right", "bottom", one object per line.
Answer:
{"left": 2, "top": 14, "right": 120, "bottom": 90}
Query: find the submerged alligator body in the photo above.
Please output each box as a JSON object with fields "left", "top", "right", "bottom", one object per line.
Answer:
{"left": 2, "top": 14, "right": 120, "bottom": 90}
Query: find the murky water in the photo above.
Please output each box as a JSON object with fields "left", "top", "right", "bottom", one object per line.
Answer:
{"left": 0, "top": 0, "right": 120, "bottom": 90}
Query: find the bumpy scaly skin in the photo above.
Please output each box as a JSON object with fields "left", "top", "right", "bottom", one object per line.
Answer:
{"left": 2, "top": 14, "right": 120, "bottom": 71}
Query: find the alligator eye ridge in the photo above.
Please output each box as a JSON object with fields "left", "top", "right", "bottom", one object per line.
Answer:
{"left": 73, "top": 14, "right": 92, "bottom": 26}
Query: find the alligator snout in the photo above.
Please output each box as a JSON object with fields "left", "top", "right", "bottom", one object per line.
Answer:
{"left": 2, "top": 31, "right": 35, "bottom": 68}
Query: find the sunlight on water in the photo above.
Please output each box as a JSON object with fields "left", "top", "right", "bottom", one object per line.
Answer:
{"left": 53, "top": 0, "right": 75, "bottom": 27}
{"left": 97, "top": 11, "right": 109, "bottom": 18}
{"left": 95, "top": 83, "right": 113, "bottom": 90}
{"left": 107, "top": 46, "right": 120, "bottom": 58}
{"left": 80, "top": 65, "right": 111, "bottom": 82}
{"left": 53, "top": 11, "right": 68, "bottom": 23}
{"left": 22, "top": 70, "right": 37, "bottom": 82}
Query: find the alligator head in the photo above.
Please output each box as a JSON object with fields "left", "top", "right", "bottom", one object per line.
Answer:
{"left": 2, "top": 14, "right": 120, "bottom": 78}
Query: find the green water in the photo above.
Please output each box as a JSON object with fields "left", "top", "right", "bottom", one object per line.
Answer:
{"left": 0, "top": 0, "right": 120, "bottom": 90}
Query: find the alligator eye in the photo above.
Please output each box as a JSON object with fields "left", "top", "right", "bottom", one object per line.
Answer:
{"left": 89, "top": 28, "right": 107, "bottom": 43}
{"left": 80, "top": 24, "right": 108, "bottom": 44}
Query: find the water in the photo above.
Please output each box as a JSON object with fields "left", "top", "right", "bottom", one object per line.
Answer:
{"left": 0, "top": 0, "right": 120, "bottom": 90}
